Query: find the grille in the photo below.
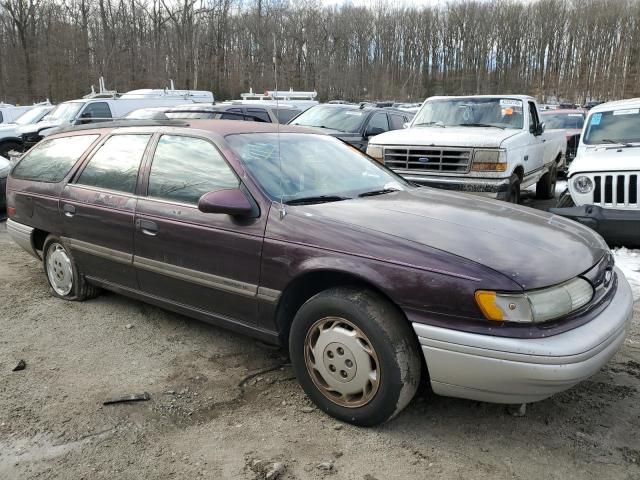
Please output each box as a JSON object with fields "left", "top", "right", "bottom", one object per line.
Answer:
{"left": 592, "top": 173, "right": 639, "bottom": 208}
{"left": 384, "top": 147, "right": 472, "bottom": 173}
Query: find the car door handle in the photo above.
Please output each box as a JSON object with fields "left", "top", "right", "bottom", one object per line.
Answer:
{"left": 63, "top": 204, "right": 76, "bottom": 217}
{"left": 137, "top": 219, "right": 158, "bottom": 236}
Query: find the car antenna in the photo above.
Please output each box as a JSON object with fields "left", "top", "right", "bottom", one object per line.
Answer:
{"left": 273, "top": 34, "right": 286, "bottom": 220}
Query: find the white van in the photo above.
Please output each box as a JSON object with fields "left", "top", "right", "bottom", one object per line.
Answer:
{"left": 19, "top": 86, "right": 214, "bottom": 150}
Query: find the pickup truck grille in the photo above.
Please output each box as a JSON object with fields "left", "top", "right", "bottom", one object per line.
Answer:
{"left": 592, "top": 173, "right": 639, "bottom": 208}
{"left": 384, "top": 147, "right": 472, "bottom": 173}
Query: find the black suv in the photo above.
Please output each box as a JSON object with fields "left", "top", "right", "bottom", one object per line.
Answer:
{"left": 288, "top": 104, "right": 413, "bottom": 151}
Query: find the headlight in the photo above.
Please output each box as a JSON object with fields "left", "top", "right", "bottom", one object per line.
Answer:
{"left": 573, "top": 175, "right": 593, "bottom": 194}
{"left": 366, "top": 144, "right": 384, "bottom": 163}
{"left": 475, "top": 277, "right": 593, "bottom": 323}
{"left": 471, "top": 149, "right": 507, "bottom": 172}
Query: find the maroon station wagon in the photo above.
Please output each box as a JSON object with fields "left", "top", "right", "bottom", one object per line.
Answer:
{"left": 5, "top": 120, "right": 633, "bottom": 426}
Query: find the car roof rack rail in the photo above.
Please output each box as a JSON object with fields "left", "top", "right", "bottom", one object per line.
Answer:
{"left": 53, "top": 119, "right": 191, "bottom": 135}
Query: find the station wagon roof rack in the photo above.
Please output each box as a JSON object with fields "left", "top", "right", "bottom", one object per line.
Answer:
{"left": 53, "top": 119, "right": 191, "bottom": 135}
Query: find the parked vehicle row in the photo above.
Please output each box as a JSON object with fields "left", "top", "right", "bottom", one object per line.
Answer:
{"left": 551, "top": 98, "right": 640, "bottom": 246}
{"left": 0, "top": 105, "right": 55, "bottom": 158}
{"left": 366, "top": 95, "right": 566, "bottom": 203}
{"left": 540, "top": 109, "right": 585, "bottom": 169}
{"left": 5, "top": 119, "right": 633, "bottom": 427}
{"left": 0, "top": 101, "right": 51, "bottom": 124}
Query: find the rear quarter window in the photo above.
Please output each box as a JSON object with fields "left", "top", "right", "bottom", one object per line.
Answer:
{"left": 11, "top": 135, "right": 99, "bottom": 182}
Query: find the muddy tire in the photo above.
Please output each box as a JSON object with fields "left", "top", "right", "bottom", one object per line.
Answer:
{"left": 536, "top": 164, "right": 557, "bottom": 200}
{"left": 506, "top": 173, "right": 521, "bottom": 204}
{"left": 42, "top": 236, "right": 100, "bottom": 301}
{"left": 289, "top": 287, "right": 421, "bottom": 427}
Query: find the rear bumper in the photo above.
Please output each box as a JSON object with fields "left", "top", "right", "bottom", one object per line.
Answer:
{"left": 550, "top": 205, "right": 640, "bottom": 246}
{"left": 396, "top": 173, "right": 510, "bottom": 199}
{"left": 412, "top": 268, "right": 633, "bottom": 404}
{"left": 6, "top": 218, "right": 39, "bottom": 259}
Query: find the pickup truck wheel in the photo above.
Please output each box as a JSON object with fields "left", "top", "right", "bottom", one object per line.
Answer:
{"left": 0, "top": 141, "right": 21, "bottom": 158}
{"left": 506, "top": 173, "right": 521, "bottom": 204}
{"left": 43, "top": 236, "right": 100, "bottom": 301}
{"left": 536, "top": 165, "right": 557, "bottom": 200}
{"left": 289, "top": 287, "right": 421, "bottom": 427}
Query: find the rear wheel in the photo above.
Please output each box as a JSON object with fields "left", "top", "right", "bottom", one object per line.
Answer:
{"left": 289, "top": 287, "right": 421, "bottom": 427}
{"left": 536, "top": 164, "right": 557, "bottom": 199}
{"left": 43, "top": 236, "right": 100, "bottom": 301}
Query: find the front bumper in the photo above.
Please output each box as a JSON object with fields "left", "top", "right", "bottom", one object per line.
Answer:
{"left": 550, "top": 205, "right": 640, "bottom": 247}
{"left": 412, "top": 268, "right": 633, "bottom": 404}
{"left": 396, "top": 173, "right": 510, "bottom": 199}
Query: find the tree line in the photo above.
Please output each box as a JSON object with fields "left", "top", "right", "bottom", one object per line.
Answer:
{"left": 0, "top": 0, "right": 638, "bottom": 105}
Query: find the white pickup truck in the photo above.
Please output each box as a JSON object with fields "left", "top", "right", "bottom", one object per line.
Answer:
{"left": 551, "top": 98, "right": 640, "bottom": 246}
{"left": 366, "top": 95, "right": 566, "bottom": 203}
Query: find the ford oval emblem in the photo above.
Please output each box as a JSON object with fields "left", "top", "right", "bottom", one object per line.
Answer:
{"left": 418, "top": 157, "right": 430, "bottom": 163}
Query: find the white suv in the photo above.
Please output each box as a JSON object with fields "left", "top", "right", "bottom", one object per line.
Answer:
{"left": 551, "top": 98, "right": 640, "bottom": 245}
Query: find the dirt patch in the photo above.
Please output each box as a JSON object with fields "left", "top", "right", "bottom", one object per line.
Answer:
{"left": 1, "top": 221, "right": 639, "bottom": 479}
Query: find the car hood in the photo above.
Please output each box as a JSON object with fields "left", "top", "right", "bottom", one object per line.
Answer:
{"left": 569, "top": 146, "right": 640, "bottom": 176}
{"left": 0, "top": 123, "right": 19, "bottom": 135}
{"left": 369, "top": 126, "right": 521, "bottom": 148}
{"left": 291, "top": 188, "right": 606, "bottom": 290}
{"left": 18, "top": 120, "right": 61, "bottom": 135}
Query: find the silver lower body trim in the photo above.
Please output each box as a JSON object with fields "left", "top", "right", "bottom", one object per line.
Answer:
{"left": 412, "top": 269, "right": 632, "bottom": 404}
{"left": 64, "top": 237, "right": 133, "bottom": 265}
{"left": 6, "top": 219, "right": 39, "bottom": 259}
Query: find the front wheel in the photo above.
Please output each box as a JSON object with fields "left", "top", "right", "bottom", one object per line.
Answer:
{"left": 536, "top": 164, "right": 558, "bottom": 200}
{"left": 289, "top": 287, "right": 422, "bottom": 427}
{"left": 43, "top": 236, "right": 100, "bottom": 301}
{"left": 0, "top": 141, "right": 22, "bottom": 159}
{"left": 506, "top": 173, "right": 521, "bottom": 204}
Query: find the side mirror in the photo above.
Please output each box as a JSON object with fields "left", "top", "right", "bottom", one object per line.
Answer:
{"left": 198, "top": 188, "right": 254, "bottom": 217}
{"left": 538, "top": 122, "right": 546, "bottom": 135}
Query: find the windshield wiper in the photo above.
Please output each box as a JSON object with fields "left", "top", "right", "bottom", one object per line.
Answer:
{"left": 602, "top": 138, "right": 636, "bottom": 147}
{"left": 454, "top": 123, "right": 505, "bottom": 129}
{"left": 414, "top": 121, "right": 445, "bottom": 128}
{"left": 358, "top": 188, "right": 401, "bottom": 197}
{"left": 284, "top": 195, "right": 351, "bottom": 205}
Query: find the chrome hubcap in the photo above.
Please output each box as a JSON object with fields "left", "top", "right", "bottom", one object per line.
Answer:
{"left": 46, "top": 244, "right": 73, "bottom": 296}
{"left": 304, "top": 317, "right": 380, "bottom": 408}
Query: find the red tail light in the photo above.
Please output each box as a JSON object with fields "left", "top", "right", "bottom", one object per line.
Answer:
{"left": 7, "top": 207, "right": 16, "bottom": 217}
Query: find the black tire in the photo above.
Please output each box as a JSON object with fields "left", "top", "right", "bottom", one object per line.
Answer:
{"left": 42, "top": 235, "right": 100, "bottom": 301}
{"left": 556, "top": 190, "right": 575, "bottom": 208}
{"left": 289, "top": 287, "right": 421, "bottom": 427}
{"left": 536, "top": 164, "right": 557, "bottom": 200}
{"left": 0, "top": 141, "right": 22, "bottom": 158}
{"left": 506, "top": 173, "right": 521, "bottom": 204}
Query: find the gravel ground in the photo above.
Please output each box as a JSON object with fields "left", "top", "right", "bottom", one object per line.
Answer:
{"left": 1, "top": 192, "right": 639, "bottom": 480}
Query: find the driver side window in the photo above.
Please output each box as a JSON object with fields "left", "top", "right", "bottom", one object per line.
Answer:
{"left": 147, "top": 135, "right": 239, "bottom": 205}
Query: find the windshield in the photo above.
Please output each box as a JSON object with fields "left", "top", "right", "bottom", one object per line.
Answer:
{"left": 226, "top": 133, "right": 408, "bottom": 202}
{"left": 289, "top": 106, "right": 366, "bottom": 133}
{"left": 412, "top": 98, "right": 524, "bottom": 129}
{"left": 14, "top": 107, "right": 51, "bottom": 125}
{"left": 583, "top": 108, "right": 640, "bottom": 144}
{"left": 541, "top": 112, "right": 584, "bottom": 130}
{"left": 46, "top": 102, "right": 83, "bottom": 122}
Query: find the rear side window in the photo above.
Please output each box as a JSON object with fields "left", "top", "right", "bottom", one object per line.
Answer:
{"left": 147, "top": 135, "right": 239, "bottom": 204}
{"left": 76, "top": 134, "right": 150, "bottom": 193}
{"left": 12, "top": 135, "right": 99, "bottom": 182}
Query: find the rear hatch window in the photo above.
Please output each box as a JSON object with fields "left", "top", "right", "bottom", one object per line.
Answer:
{"left": 11, "top": 135, "right": 99, "bottom": 182}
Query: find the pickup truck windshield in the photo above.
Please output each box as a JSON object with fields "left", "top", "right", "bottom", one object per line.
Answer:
{"left": 14, "top": 107, "right": 50, "bottom": 125}
{"left": 412, "top": 98, "right": 524, "bottom": 129}
{"left": 583, "top": 109, "right": 640, "bottom": 145}
{"left": 46, "top": 102, "right": 83, "bottom": 122}
{"left": 289, "top": 106, "right": 365, "bottom": 133}
{"left": 226, "top": 133, "right": 407, "bottom": 202}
